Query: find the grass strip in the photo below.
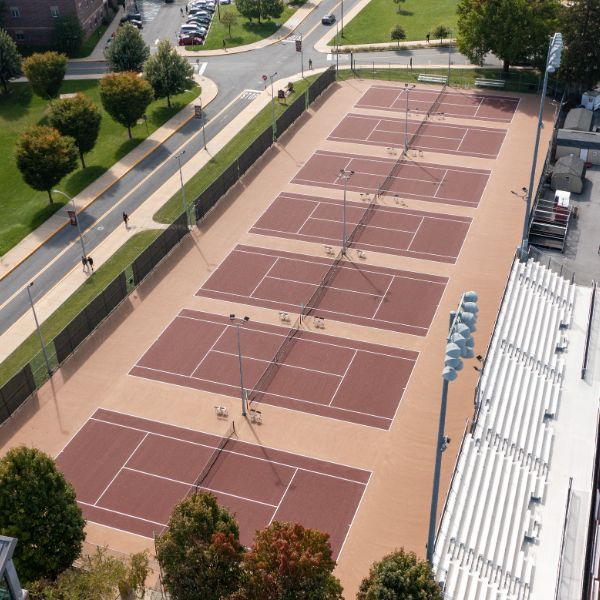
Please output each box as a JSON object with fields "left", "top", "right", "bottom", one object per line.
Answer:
{"left": 0, "top": 230, "right": 162, "bottom": 387}
{"left": 154, "top": 74, "right": 318, "bottom": 223}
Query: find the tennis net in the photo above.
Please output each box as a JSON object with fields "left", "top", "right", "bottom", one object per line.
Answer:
{"left": 191, "top": 421, "right": 237, "bottom": 493}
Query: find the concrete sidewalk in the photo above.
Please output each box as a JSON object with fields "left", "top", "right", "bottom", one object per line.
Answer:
{"left": 0, "top": 74, "right": 217, "bottom": 283}
{"left": 0, "top": 71, "right": 306, "bottom": 362}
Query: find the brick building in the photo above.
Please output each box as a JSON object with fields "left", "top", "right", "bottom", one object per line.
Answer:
{"left": 3, "top": 0, "right": 107, "bottom": 46}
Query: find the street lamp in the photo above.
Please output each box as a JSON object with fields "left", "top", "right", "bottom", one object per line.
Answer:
{"left": 521, "top": 32, "right": 563, "bottom": 259}
{"left": 404, "top": 83, "right": 416, "bottom": 154}
{"left": 341, "top": 0, "right": 344, "bottom": 37}
{"left": 26, "top": 282, "right": 52, "bottom": 376}
{"left": 230, "top": 314, "right": 250, "bottom": 416}
{"left": 174, "top": 150, "right": 189, "bottom": 228}
{"left": 338, "top": 169, "right": 354, "bottom": 255}
{"left": 269, "top": 72, "right": 278, "bottom": 143}
{"left": 53, "top": 189, "right": 87, "bottom": 263}
{"left": 426, "top": 291, "right": 479, "bottom": 565}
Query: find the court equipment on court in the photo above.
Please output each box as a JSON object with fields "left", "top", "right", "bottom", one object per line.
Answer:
{"left": 192, "top": 421, "right": 236, "bottom": 492}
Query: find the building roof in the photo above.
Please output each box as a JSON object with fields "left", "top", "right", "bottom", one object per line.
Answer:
{"left": 557, "top": 129, "right": 600, "bottom": 150}
{"left": 554, "top": 154, "right": 586, "bottom": 177}
{"left": 564, "top": 107, "right": 593, "bottom": 132}
{"left": 0, "top": 536, "right": 16, "bottom": 575}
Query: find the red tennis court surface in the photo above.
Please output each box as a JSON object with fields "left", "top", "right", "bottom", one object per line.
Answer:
{"left": 292, "top": 150, "right": 489, "bottom": 208}
{"left": 250, "top": 192, "right": 471, "bottom": 264}
{"left": 196, "top": 245, "right": 447, "bottom": 335}
{"left": 130, "top": 310, "right": 417, "bottom": 429}
{"left": 356, "top": 85, "right": 520, "bottom": 122}
{"left": 56, "top": 408, "right": 370, "bottom": 556}
{"left": 329, "top": 113, "right": 507, "bottom": 159}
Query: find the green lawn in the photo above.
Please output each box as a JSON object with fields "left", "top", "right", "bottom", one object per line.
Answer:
{"left": 329, "top": 0, "right": 458, "bottom": 46}
{"left": 154, "top": 74, "right": 317, "bottom": 223}
{"left": 0, "top": 80, "right": 200, "bottom": 257}
{"left": 0, "top": 230, "right": 162, "bottom": 388}
{"left": 190, "top": 1, "right": 302, "bottom": 50}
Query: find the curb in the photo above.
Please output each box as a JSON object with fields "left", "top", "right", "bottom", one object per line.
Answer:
{"left": 0, "top": 77, "right": 218, "bottom": 285}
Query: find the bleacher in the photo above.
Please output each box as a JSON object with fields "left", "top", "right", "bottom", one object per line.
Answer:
{"left": 433, "top": 258, "right": 576, "bottom": 599}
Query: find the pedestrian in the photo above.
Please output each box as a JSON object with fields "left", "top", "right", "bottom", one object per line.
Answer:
{"left": 223, "top": 39, "right": 226, "bottom": 50}
{"left": 122, "top": 211, "right": 129, "bottom": 228}
{"left": 180, "top": 7, "right": 183, "bottom": 15}
{"left": 81, "top": 255, "right": 88, "bottom": 272}
{"left": 185, "top": 5, "right": 188, "bottom": 12}
{"left": 426, "top": 33, "right": 430, "bottom": 44}
{"left": 308, "top": 58, "right": 313, "bottom": 69}
{"left": 87, "top": 256, "right": 94, "bottom": 272}
{"left": 409, "top": 57, "right": 413, "bottom": 70}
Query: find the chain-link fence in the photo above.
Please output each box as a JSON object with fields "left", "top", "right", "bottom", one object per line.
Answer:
{"left": 0, "top": 67, "right": 338, "bottom": 428}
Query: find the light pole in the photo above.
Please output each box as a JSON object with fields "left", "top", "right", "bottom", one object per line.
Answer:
{"left": 447, "top": 31, "right": 452, "bottom": 84}
{"left": 174, "top": 150, "right": 189, "bottom": 227}
{"left": 404, "top": 83, "right": 415, "bottom": 154}
{"left": 230, "top": 314, "right": 250, "bottom": 416}
{"left": 53, "top": 189, "right": 87, "bottom": 263}
{"left": 338, "top": 169, "right": 354, "bottom": 255}
{"left": 426, "top": 291, "right": 479, "bottom": 565}
{"left": 341, "top": 0, "right": 344, "bottom": 37}
{"left": 26, "top": 282, "right": 52, "bottom": 376}
{"left": 199, "top": 100, "right": 207, "bottom": 149}
{"left": 269, "top": 72, "right": 278, "bottom": 143}
{"left": 521, "top": 32, "right": 562, "bottom": 259}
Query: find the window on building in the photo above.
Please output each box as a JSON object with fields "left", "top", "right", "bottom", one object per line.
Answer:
{"left": 15, "top": 32, "right": 24, "bottom": 40}
{"left": 50, "top": 5, "right": 59, "bottom": 17}
{"left": 10, "top": 7, "right": 20, "bottom": 17}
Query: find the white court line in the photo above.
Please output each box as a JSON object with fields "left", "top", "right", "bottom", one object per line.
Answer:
{"left": 372, "top": 275, "right": 395, "bottom": 318}
{"left": 433, "top": 169, "right": 448, "bottom": 198}
{"left": 94, "top": 433, "right": 148, "bottom": 506}
{"left": 405, "top": 216, "right": 425, "bottom": 252}
{"left": 295, "top": 201, "right": 321, "bottom": 235}
{"left": 472, "top": 96, "right": 485, "bottom": 118}
{"left": 328, "top": 349, "right": 357, "bottom": 407}
{"left": 248, "top": 256, "right": 279, "bottom": 298}
{"left": 269, "top": 468, "right": 298, "bottom": 524}
{"left": 311, "top": 215, "right": 416, "bottom": 236}
{"left": 455, "top": 128, "right": 468, "bottom": 153}
{"left": 79, "top": 500, "right": 166, "bottom": 528}
{"left": 189, "top": 326, "right": 229, "bottom": 379}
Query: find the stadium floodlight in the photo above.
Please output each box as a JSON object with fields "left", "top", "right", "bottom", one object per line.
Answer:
{"left": 427, "top": 291, "right": 479, "bottom": 565}
{"left": 521, "top": 33, "right": 562, "bottom": 258}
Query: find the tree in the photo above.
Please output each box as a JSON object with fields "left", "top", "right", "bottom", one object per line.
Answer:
{"left": 0, "top": 27, "right": 21, "bottom": 94}
{"left": 235, "top": 522, "right": 343, "bottom": 600}
{"left": 390, "top": 24, "right": 406, "bottom": 47}
{"left": 221, "top": 11, "right": 238, "bottom": 38}
{"left": 236, "top": 0, "right": 261, "bottom": 21}
{"left": 392, "top": 0, "right": 406, "bottom": 13}
{"left": 357, "top": 549, "right": 442, "bottom": 600}
{"left": 99, "top": 72, "right": 153, "bottom": 139}
{"left": 15, "top": 126, "right": 78, "bottom": 204}
{"left": 48, "top": 93, "right": 102, "bottom": 168}
{"left": 456, "top": 0, "right": 560, "bottom": 73}
{"left": 432, "top": 24, "right": 451, "bottom": 46}
{"left": 0, "top": 447, "right": 85, "bottom": 584}
{"left": 260, "top": 0, "right": 284, "bottom": 20}
{"left": 560, "top": 0, "right": 600, "bottom": 90}
{"left": 156, "top": 492, "right": 244, "bottom": 600}
{"left": 53, "top": 14, "right": 84, "bottom": 56}
{"left": 143, "top": 40, "right": 193, "bottom": 108}
{"left": 236, "top": 0, "right": 283, "bottom": 23}
{"left": 105, "top": 23, "right": 149, "bottom": 72}
{"left": 22, "top": 51, "right": 67, "bottom": 98}
{"left": 29, "top": 548, "right": 150, "bottom": 600}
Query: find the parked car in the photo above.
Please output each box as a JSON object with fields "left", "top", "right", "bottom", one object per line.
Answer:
{"left": 321, "top": 13, "right": 335, "bottom": 24}
{"left": 187, "top": 16, "right": 211, "bottom": 25}
{"left": 180, "top": 24, "right": 204, "bottom": 35}
{"left": 188, "top": 9, "right": 209, "bottom": 17}
{"left": 125, "top": 12, "right": 142, "bottom": 20}
{"left": 179, "top": 35, "right": 204, "bottom": 45}
{"left": 120, "top": 16, "right": 143, "bottom": 27}
{"left": 219, "top": 0, "right": 232, "bottom": 4}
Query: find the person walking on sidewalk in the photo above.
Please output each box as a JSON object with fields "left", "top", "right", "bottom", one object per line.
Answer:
{"left": 223, "top": 39, "right": 227, "bottom": 50}
{"left": 122, "top": 211, "right": 129, "bottom": 229}
{"left": 308, "top": 58, "right": 313, "bottom": 69}
{"left": 87, "top": 256, "right": 94, "bottom": 272}
{"left": 81, "top": 255, "right": 88, "bottom": 272}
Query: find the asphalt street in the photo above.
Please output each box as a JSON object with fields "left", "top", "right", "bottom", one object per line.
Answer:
{"left": 0, "top": 0, "right": 498, "bottom": 335}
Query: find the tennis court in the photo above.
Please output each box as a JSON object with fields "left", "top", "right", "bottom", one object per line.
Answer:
{"left": 291, "top": 150, "right": 489, "bottom": 207}
{"left": 55, "top": 408, "right": 370, "bottom": 556}
{"left": 355, "top": 85, "right": 520, "bottom": 122}
{"left": 250, "top": 192, "right": 471, "bottom": 264}
{"left": 328, "top": 113, "right": 507, "bottom": 159}
{"left": 195, "top": 245, "right": 447, "bottom": 335}
{"left": 130, "top": 310, "right": 417, "bottom": 429}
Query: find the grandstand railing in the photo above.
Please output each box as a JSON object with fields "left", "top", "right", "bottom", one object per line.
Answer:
{"left": 554, "top": 477, "right": 574, "bottom": 600}
{"left": 582, "top": 281, "right": 596, "bottom": 380}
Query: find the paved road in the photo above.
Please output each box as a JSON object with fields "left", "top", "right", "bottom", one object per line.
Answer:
{"left": 0, "top": 0, "right": 499, "bottom": 335}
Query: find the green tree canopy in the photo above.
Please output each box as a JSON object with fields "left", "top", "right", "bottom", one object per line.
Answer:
{"left": 99, "top": 71, "right": 153, "bottom": 139}
{"left": 143, "top": 40, "right": 193, "bottom": 108}
{"left": 260, "top": 0, "right": 284, "bottom": 20}
{"left": 15, "top": 125, "right": 78, "bottom": 204}
{"left": 221, "top": 11, "right": 238, "bottom": 38}
{"left": 236, "top": 0, "right": 283, "bottom": 23}
{"left": 456, "top": 0, "right": 560, "bottom": 72}
{"left": 53, "top": 14, "right": 84, "bottom": 56}
{"left": 432, "top": 24, "right": 451, "bottom": 45}
{"left": 235, "top": 522, "right": 343, "bottom": 600}
{"left": 236, "top": 0, "right": 261, "bottom": 21}
{"left": 22, "top": 51, "right": 67, "bottom": 98}
{"left": 392, "top": 0, "right": 406, "bottom": 14}
{"left": 105, "top": 23, "right": 150, "bottom": 72}
{"left": 0, "top": 447, "right": 85, "bottom": 584}
{"left": 560, "top": 0, "right": 600, "bottom": 90}
{"left": 0, "top": 27, "right": 21, "bottom": 94}
{"left": 357, "top": 549, "right": 442, "bottom": 600}
{"left": 48, "top": 92, "right": 102, "bottom": 168}
{"left": 156, "top": 492, "right": 244, "bottom": 600}
{"left": 390, "top": 24, "right": 406, "bottom": 46}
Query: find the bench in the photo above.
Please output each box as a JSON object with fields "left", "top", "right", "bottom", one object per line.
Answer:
{"left": 417, "top": 74, "right": 448, "bottom": 84}
{"left": 474, "top": 78, "right": 505, "bottom": 89}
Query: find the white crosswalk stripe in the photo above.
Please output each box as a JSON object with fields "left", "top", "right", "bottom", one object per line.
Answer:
{"left": 240, "top": 89, "right": 262, "bottom": 100}
{"left": 281, "top": 33, "right": 302, "bottom": 44}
